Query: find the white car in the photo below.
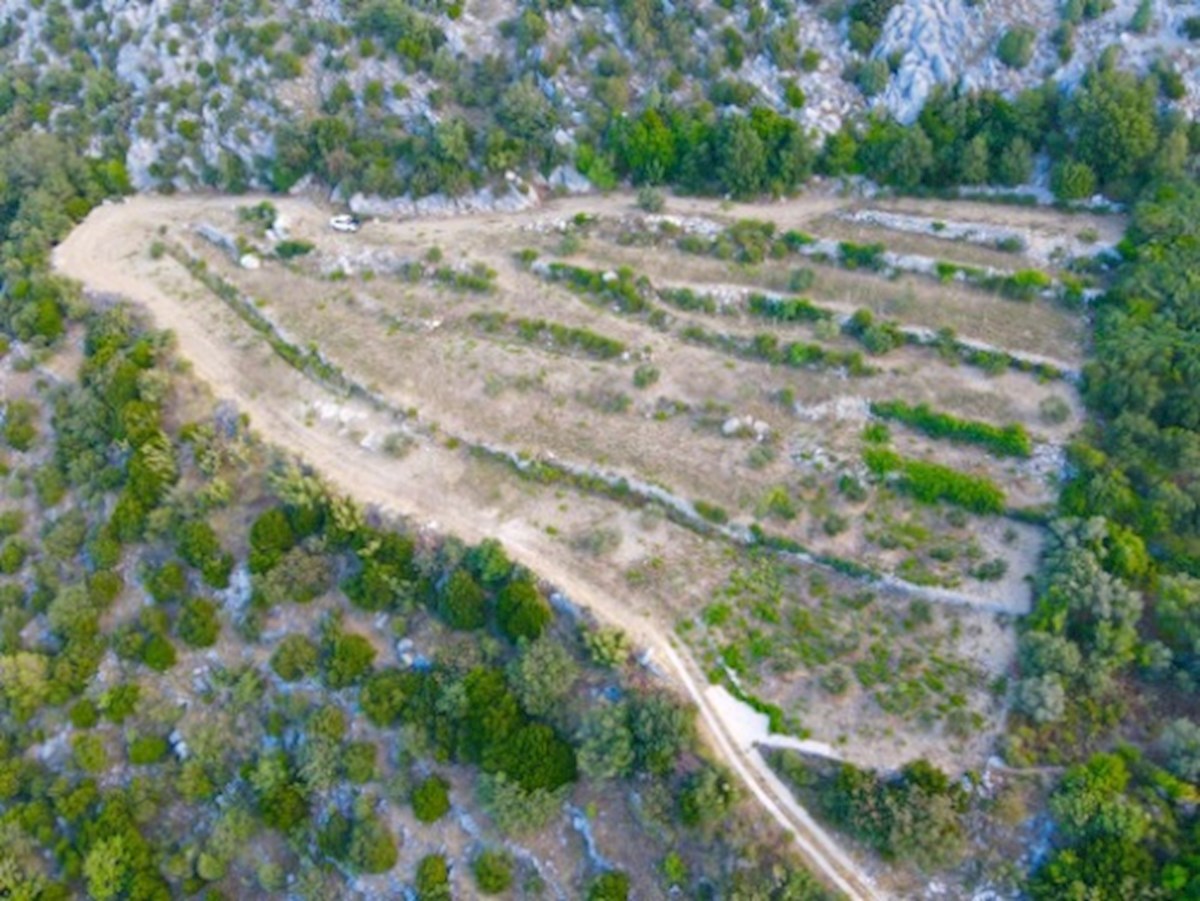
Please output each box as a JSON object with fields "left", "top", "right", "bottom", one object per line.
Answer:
{"left": 330, "top": 214, "right": 360, "bottom": 233}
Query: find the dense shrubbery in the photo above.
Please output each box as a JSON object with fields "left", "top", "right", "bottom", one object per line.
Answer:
{"left": 1006, "top": 179, "right": 1200, "bottom": 895}
{"left": 813, "top": 59, "right": 1186, "bottom": 203}
{"left": 496, "top": 577, "right": 552, "bottom": 642}
{"left": 871, "top": 401, "right": 1033, "bottom": 458}
{"left": 1065, "top": 181, "right": 1200, "bottom": 569}
{"left": 772, "top": 752, "right": 968, "bottom": 871}
{"left": 601, "top": 105, "right": 816, "bottom": 200}
{"left": 842, "top": 308, "right": 905, "bottom": 355}
{"left": 542, "top": 262, "right": 650, "bottom": 314}
{"left": 865, "top": 448, "right": 1006, "bottom": 514}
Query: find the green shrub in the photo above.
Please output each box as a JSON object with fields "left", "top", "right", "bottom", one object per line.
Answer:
{"left": 659, "top": 288, "right": 717, "bottom": 313}
{"left": 844, "top": 309, "right": 905, "bottom": 354}
{"left": 88, "top": 570, "right": 124, "bottom": 608}
{"left": 997, "top": 27, "right": 1035, "bottom": 69}
{"left": 176, "top": 520, "right": 233, "bottom": 589}
{"left": 996, "top": 269, "right": 1053, "bottom": 301}
{"left": 588, "top": 871, "right": 631, "bottom": 901}
{"left": 147, "top": 561, "right": 188, "bottom": 604}
{"left": 275, "top": 239, "right": 314, "bottom": 259}
{"left": 434, "top": 263, "right": 496, "bottom": 293}
{"left": 632, "top": 364, "right": 660, "bottom": 389}
{"left": 438, "top": 568, "right": 488, "bottom": 630}
{"left": 747, "top": 293, "right": 831, "bottom": 324}
{"left": 486, "top": 315, "right": 627, "bottom": 360}
{"left": 322, "top": 631, "right": 376, "bottom": 689}
{"left": 3, "top": 400, "right": 38, "bottom": 451}
{"left": 73, "top": 734, "right": 107, "bottom": 773}
{"left": 808, "top": 757, "right": 968, "bottom": 870}
{"left": 412, "top": 774, "right": 451, "bottom": 822}
{"left": 342, "top": 741, "right": 377, "bottom": 783}
{"left": 544, "top": 263, "right": 649, "bottom": 314}
{"left": 348, "top": 814, "right": 397, "bottom": 874}
{"left": 177, "top": 597, "right": 221, "bottom": 648}
{"left": 70, "top": 698, "right": 99, "bottom": 729}
{"left": 248, "top": 507, "right": 296, "bottom": 573}
{"left": 585, "top": 626, "right": 631, "bottom": 668}
{"left": 839, "top": 475, "right": 868, "bottom": 502}
{"left": 839, "top": 241, "right": 886, "bottom": 271}
{"left": 0, "top": 539, "right": 27, "bottom": 574}
{"left": 141, "top": 634, "right": 177, "bottom": 671}
{"left": 1129, "top": 0, "right": 1152, "bottom": 33}
{"left": 358, "top": 668, "right": 419, "bottom": 726}
{"left": 472, "top": 849, "right": 514, "bottom": 894}
{"left": 1039, "top": 396, "right": 1071, "bottom": 425}
{"left": 101, "top": 681, "right": 141, "bottom": 724}
{"left": 862, "top": 422, "right": 892, "bottom": 444}
{"left": 694, "top": 500, "right": 729, "bottom": 525}
{"left": 128, "top": 735, "right": 169, "bottom": 765}
{"left": 783, "top": 80, "right": 806, "bottom": 108}
{"left": 0, "top": 509, "right": 23, "bottom": 538}
{"left": 758, "top": 485, "right": 797, "bottom": 520}
{"left": 636, "top": 185, "right": 665, "bottom": 212}
{"left": 1052, "top": 160, "right": 1097, "bottom": 201}
{"left": 852, "top": 59, "right": 891, "bottom": 98}
{"left": 272, "top": 633, "right": 320, "bottom": 682}
{"left": 847, "top": 0, "right": 899, "bottom": 52}
{"left": 496, "top": 577, "right": 552, "bottom": 642}
{"left": 788, "top": 267, "right": 816, "bottom": 292}
{"left": 971, "top": 558, "right": 1009, "bottom": 581}
{"left": 415, "top": 854, "right": 450, "bottom": 900}
{"left": 872, "top": 451, "right": 1006, "bottom": 514}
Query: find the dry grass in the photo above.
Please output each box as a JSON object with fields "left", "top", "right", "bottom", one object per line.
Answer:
{"left": 55, "top": 188, "right": 1102, "bottom": 771}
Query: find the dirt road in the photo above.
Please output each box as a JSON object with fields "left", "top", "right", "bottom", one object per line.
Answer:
{"left": 55, "top": 193, "right": 885, "bottom": 899}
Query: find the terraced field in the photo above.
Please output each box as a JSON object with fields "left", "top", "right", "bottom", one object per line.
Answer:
{"left": 56, "top": 187, "right": 1119, "bottom": 893}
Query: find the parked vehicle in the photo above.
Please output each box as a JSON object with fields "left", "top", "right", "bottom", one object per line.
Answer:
{"left": 330, "top": 214, "right": 360, "bottom": 233}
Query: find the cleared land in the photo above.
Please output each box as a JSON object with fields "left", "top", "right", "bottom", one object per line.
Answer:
{"left": 56, "top": 187, "right": 1112, "bottom": 897}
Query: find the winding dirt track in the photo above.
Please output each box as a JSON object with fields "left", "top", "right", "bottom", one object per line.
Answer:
{"left": 55, "top": 194, "right": 885, "bottom": 900}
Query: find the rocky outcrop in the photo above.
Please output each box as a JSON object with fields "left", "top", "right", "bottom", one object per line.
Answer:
{"left": 875, "top": 0, "right": 981, "bottom": 124}
{"left": 348, "top": 180, "right": 540, "bottom": 219}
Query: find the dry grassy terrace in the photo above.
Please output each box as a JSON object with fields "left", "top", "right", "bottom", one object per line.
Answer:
{"left": 53, "top": 188, "right": 1116, "bottom": 773}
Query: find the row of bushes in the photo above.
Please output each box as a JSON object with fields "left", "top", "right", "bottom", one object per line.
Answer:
{"left": 747, "top": 524, "right": 882, "bottom": 582}
{"left": 870, "top": 400, "right": 1033, "bottom": 458}
{"left": 658, "top": 287, "right": 720, "bottom": 314}
{"left": 864, "top": 448, "right": 1007, "bottom": 515}
{"left": 935, "top": 261, "right": 1056, "bottom": 301}
{"left": 543, "top": 263, "right": 650, "bottom": 314}
{"left": 434, "top": 263, "right": 496, "bottom": 293}
{"left": 680, "top": 324, "right": 873, "bottom": 376}
{"left": 746, "top": 293, "right": 833, "bottom": 324}
{"left": 674, "top": 220, "right": 814, "bottom": 266}
{"left": 469, "top": 311, "right": 627, "bottom": 360}
{"left": 172, "top": 249, "right": 352, "bottom": 392}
